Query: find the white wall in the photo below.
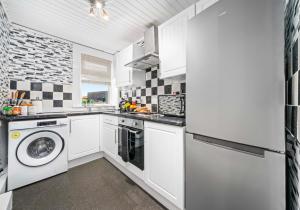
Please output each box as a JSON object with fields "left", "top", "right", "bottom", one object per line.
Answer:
{"left": 72, "top": 44, "right": 118, "bottom": 107}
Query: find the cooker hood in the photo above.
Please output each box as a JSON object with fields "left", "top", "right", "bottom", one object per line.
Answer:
{"left": 125, "top": 26, "right": 159, "bottom": 70}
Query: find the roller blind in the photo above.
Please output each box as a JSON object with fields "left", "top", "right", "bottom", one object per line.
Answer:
{"left": 81, "top": 54, "right": 111, "bottom": 83}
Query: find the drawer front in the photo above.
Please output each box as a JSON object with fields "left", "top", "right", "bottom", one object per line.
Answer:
{"left": 102, "top": 114, "right": 118, "bottom": 126}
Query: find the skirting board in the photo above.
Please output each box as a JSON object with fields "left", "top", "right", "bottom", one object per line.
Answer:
{"left": 104, "top": 154, "right": 181, "bottom": 210}
{"left": 68, "top": 152, "right": 104, "bottom": 169}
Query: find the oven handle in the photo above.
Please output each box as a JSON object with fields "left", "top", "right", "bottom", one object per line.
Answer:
{"left": 127, "top": 129, "right": 142, "bottom": 134}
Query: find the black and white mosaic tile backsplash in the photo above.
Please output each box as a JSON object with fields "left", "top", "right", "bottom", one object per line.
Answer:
{"left": 285, "top": 0, "right": 300, "bottom": 209}
{"left": 10, "top": 80, "right": 72, "bottom": 110}
{"left": 0, "top": 22, "right": 74, "bottom": 110}
{"left": 0, "top": 1, "right": 10, "bottom": 105}
{"left": 120, "top": 66, "right": 186, "bottom": 112}
{"left": 8, "top": 24, "right": 73, "bottom": 84}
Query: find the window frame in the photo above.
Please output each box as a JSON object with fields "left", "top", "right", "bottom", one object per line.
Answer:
{"left": 72, "top": 44, "right": 117, "bottom": 107}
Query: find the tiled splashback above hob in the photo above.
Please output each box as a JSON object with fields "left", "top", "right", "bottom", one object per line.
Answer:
{"left": 120, "top": 66, "right": 186, "bottom": 112}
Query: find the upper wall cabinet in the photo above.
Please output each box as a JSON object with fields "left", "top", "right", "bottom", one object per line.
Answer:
{"left": 196, "top": 0, "right": 219, "bottom": 15}
{"left": 115, "top": 45, "right": 133, "bottom": 87}
{"left": 158, "top": 5, "right": 195, "bottom": 79}
{"left": 115, "top": 44, "right": 145, "bottom": 87}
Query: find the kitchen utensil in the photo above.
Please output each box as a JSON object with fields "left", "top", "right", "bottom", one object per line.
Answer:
{"left": 15, "top": 91, "right": 19, "bottom": 99}
{"left": 17, "top": 92, "right": 26, "bottom": 106}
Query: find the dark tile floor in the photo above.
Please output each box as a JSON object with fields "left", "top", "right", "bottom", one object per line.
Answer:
{"left": 13, "top": 158, "right": 166, "bottom": 210}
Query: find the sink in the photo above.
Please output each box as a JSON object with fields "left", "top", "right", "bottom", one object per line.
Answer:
{"left": 37, "top": 111, "right": 65, "bottom": 115}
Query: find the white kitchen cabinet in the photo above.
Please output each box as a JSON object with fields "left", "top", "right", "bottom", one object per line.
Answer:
{"left": 144, "top": 122, "right": 185, "bottom": 209}
{"left": 115, "top": 45, "right": 132, "bottom": 87}
{"left": 196, "top": 0, "right": 219, "bottom": 14}
{"left": 115, "top": 43, "right": 145, "bottom": 87}
{"left": 158, "top": 5, "right": 195, "bottom": 79}
{"left": 100, "top": 115, "right": 118, "bottom": 159}
{"left": 68, "top": 115, "right": 100, "bottom": 161}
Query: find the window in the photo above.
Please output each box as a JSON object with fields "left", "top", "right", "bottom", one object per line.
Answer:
{"left": 81, "top": 54, "right": 111, "bottom": 105}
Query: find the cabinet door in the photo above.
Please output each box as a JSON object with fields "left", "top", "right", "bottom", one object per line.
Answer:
{"left": 102, "top": 123, "right": 118, "bottom": 159}
{"left": 68, "top": 115, "right": 100, "bottom": 160}
{"left": 115, "top": 45, "right": 133, "bottom": 87}
{"left": 144, "top": 122, "right": 185, "bottom": 209}
{"left": 159, "top": 5, "right": 195, "bottom": 78}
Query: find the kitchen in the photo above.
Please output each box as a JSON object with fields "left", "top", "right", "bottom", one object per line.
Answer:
{"left": 0, "top": 0, "right": 294, "bottom": 210}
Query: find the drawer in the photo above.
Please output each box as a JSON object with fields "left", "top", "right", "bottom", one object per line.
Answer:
{"left": 102, "top": 114, "right": 118, "bottom": 126}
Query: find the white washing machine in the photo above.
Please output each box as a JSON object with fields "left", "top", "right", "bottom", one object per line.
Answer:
{"left": 7, "top": 118, "right": 69, "bottom": 190}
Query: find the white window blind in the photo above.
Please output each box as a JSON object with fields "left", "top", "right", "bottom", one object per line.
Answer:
{"left": 81, "top": 54, "right": 111, "bottom": 83}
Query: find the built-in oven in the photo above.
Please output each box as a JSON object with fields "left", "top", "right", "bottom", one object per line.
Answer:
{"left": 118, "top": 117, "right": 144, "bottom": 170}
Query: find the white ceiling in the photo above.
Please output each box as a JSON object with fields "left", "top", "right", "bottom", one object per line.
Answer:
{"left": 3, "top": 0, "right": 198, "bottom": 54}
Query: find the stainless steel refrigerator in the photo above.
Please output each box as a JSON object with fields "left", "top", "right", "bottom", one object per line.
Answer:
{"left": 185, "top": 0, "right": 286, "bottom": 210}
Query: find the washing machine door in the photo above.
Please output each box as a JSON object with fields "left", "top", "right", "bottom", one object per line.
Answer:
{"left": 16, "top": 131, "right": 65, "bottom": 167}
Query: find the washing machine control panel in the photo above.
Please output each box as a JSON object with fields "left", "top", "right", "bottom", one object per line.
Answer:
{"left": 37, "top": 121, "right": 57, "bottom": 127}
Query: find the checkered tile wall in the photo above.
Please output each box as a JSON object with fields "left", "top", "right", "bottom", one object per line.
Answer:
{"left": 10, "top": 80, "right": 72, "bottom": 110}
{"left": 1, "top": 23, "right": 74, "bottom": 111}
{"left": 120, "top": 66, "right": 186, "bottom": 112}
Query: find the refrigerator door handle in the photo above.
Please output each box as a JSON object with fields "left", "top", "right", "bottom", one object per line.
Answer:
{"left": 192, "top": 134, "right": 265, "bottom": 158}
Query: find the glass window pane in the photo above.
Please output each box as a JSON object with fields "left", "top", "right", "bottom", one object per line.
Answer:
{"left": 81, "top": 82, "right": 110, "bottom": 104}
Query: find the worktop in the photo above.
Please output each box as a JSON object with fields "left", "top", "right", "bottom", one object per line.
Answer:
{"left": 0, "top": 110, "right": 185, "bottom": 127}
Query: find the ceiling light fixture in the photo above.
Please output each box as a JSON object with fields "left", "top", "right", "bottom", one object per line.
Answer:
{"left": 100, "top": 9, "right": 109, "bottom": 21}
{"left": 96, "top": 1, "right": 103, "bottom": 9}
{"left": 89, "top": 7, "right": 96, "bottom": 16}
{"left": 89, "top": 0, "right": 110, "bottom": 20}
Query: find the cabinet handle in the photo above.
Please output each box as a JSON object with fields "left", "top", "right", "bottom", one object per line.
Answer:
{"left": 114, "top": 129, "right": 117, "bottom": 144}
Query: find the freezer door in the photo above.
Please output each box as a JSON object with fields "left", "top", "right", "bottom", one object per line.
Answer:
{"left": 186, "top": 0, "right": 285, "bottom": 151}
{"left": 185, "top": 133, "right": 285, "bottom": 210}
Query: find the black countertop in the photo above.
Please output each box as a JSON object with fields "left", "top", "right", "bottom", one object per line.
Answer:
{"left": 0, "top": 113, "right": 68, "bottom": 121}
{"left": 102, "top": 111, "right": 185, "bottom": 126}
{"left": 0, "top": 111, "right": 185, "bottom": 127}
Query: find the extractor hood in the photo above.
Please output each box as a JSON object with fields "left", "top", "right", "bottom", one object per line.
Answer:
{"left": 125, "top": 26, "right": 159, "bottom": 70}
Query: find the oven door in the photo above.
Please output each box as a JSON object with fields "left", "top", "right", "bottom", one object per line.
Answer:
{"left": 128, "top": 128, "right": 144, "bottom": 170}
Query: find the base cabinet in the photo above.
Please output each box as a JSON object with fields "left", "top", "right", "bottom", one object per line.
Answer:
{"left": 100, "top": 116, "right": 118, "bottom": 160}
{"left": 102, "top": 123, "right": 117, "bottom": 158}
{"left": 144, "top": 122, "right": 185, "bottom": 209}
{"left": 68, "top": 115, "right": 100, "bottom": 161}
